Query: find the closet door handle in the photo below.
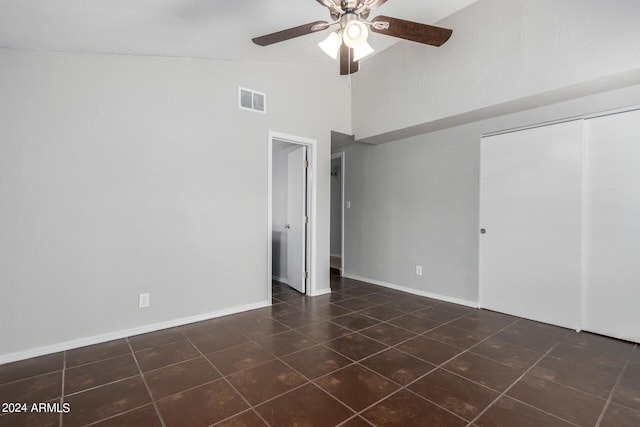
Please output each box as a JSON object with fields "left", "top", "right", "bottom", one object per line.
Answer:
{"left": 480, "top": 228, "right": 486, "bottom": 234}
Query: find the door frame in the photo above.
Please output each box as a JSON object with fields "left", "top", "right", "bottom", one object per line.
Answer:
{"left": 268, "top": 131, "right": 317, "bottom": 301}
{"left": 331, "top": 152, "right": 346, "bottom": 276}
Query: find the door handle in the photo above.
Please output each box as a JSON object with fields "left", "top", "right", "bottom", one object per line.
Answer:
{"left": 284, "top": 224, "right": 291, "bottom": 229}
{"left": 480, "top": 228, "right": 486, "bottom": 234}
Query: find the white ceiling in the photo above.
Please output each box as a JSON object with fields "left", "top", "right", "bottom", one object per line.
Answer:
{"left": 0, "top": 0, "right": 477, "bottom": 65}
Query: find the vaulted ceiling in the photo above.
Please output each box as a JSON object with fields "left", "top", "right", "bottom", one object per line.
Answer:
{"left": 0, "top": 0, "right": 477, "bottom": 65}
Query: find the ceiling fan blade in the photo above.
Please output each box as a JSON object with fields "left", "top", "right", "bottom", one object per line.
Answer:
{"left": 252, "top": 21, "right": 329, "bottom": 46}
{"left": 370, "top": 15, "right": 452, "bottom": 46}
{"left": 339, "top": 43, "right": 359, "bottom": 75}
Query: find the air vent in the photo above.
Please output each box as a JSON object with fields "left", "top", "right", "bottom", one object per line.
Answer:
{"left": 239, "top": 87, "right": 266, "bottom": 113}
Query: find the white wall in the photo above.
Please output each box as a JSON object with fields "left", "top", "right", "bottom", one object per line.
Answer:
{"left": 352, "top": 0, "right": 640, "bottom": 141}
{"left": 343, "top": 84, "right": 640, "bottom": 305}
{"left": 0, "top": 48, "right": 351, "bottom": 361}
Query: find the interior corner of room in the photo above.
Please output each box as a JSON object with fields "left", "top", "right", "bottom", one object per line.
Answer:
{"left": 2, "top": 0, "right": 640, "bottom": 364}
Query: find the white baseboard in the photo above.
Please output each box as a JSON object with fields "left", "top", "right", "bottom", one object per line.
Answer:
{"left": 309, "top": 287, "right": 331, "bottom": 297}
{"left": 342, "top": 274, "right": 478, "bottom": 309}
{"left": 0, "top": 300, "right": 270, "bottom": 365}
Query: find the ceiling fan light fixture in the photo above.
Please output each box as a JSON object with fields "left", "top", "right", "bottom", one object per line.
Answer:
{"left": 353, "top": 41, "right": 375, "bottom": 61}
{"left": 318, "top": 31, "right": 342, "bottom": 59}
{"left": 342, "top": 20, "right": 368, "bottom": 48}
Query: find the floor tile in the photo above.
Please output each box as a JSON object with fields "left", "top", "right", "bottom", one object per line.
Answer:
{"left": 0, "top": 371, "right": 61, "bottom": 404}
{"left": 339, "top": 416, "right": 374, "bottom": 427}
{"left": 315, "top": 364, "right": 399, "bottom": 411}
{"left": 206, "top": 342, "right": 275, "bottom": 376}
{"left": 62, "top": 376, "right": 151, "bottom": 427}
{"left": 90, "top": 405, "right": 162, "bottom": 427}
{"left": 612, "top": 361, "right": 640, "bottom": 411}
{"left": 295, "top": 321, "right": 352, "bottom": 342}
{"left": 599, "top": 402, "right": 640, "bottom": 427}
{"left": 360, "top": 348, "right": 435, "bottom": 386}
{"left": 470, "top": 337, "right": 543, "bottom": 370}
{"left": 232, "top": 317, "right": 290, "bottom": 340}
{"left": 65, "top": 340, "right": 131, "bottom": 368}
{"left": 256, "top": 383, "right": 354, "bottom": 427}
{"left": 226, "top": 360, "right": 306, "bottom": 405}
{"left": 128, "top": 328, "right": 185, "bottom": 352}
{"left": 563, "top": 331, "right": 634, "bottom": 363}
{"left": 358, "top": 305, "right": 405, "bottom": 322}
{"left": 281, "top": 345, "right": 352, "bottom": 380}
{"left": 188, "top": 329, "right": 249, "bottom": 354}
{"left": 134, "top": 340, "right": 200, "bottom": 372}
{"left": 362, "top": 389, "right": 466, "bottom": 427}
{"left": 331, "top": 313, "right": 381, "bottom": 331}
{"left": 359, "top": 323, "right": 417, "bottom": 346}
{"left": 507, "top": 374, "right": 605, "bottom": 426}
{"left": 270, "top": 311, "right": 318, "bottom": 329}
{"left": 214, "top": 410, "right": 267, "bottom": 426}
{"left": 388, "top": 314, "right": 440, "bottom": 334}
{"left": 0, "top": 409, "right": 59, "bottom": 427}
{"left": 333, "top": 297, "right": 381, "bottom": 311}
{"left": 414, "top": 307, "right": 464, "bottom": 323}
{"left": 443, "top": 352, "right": 524, "bottom": 392}
{"left": 256, "top": 330, "right": 315, "bottom": 357}
{"left": 379, "top": 299, "right": 429, "bottom": 314}
{"left": 447, "top": 315, "right": 511, "bottom": 335}
{"left": 493, "top": 320, "right": 568, "bottom": 353}
{"left": 475, "top": 396, "right": 575, "bottom": 427}
{"left": 65, "top": 353, "right": 138, "bottom": 395}
{"left": 325, "top": 333, "right": 387, "bottom": 361}
{"left": 144, "top": 357, "right": 220, "bottom": 401}
{"left": 529, "top": 353, "right": 622, "bottom": 398}
{"left": 395, "top": 335, "right": 462, "bottom": 365}
{"left": 424, "top": 325, "right": 490, "bottom": 350}
{"left": 156, "top": 379, "right": 248, "bottom": 427}
{"left": 0, "top": 353, "right": 63, "bottom": 385}
{"left": 409, "top": 369, "right": 498, "bottom": 421}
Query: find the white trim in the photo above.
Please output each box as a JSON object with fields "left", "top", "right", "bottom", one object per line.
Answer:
{"left": 342, "top": 273, "right": 479, "bottom": 308}
{"left": 268, "top": 131, "right": 318, "bottom": 297}
{"left": 331, "top": 152, "right": 346, "bottom": 276}
{"left": 482, "top": 105, "right": 640, "bottom": 138}
{"left": 309, "top": 287, "right": 332, "bottom": 297}
{"left": 0, "top": 300, "right": 270, "bottom": 365}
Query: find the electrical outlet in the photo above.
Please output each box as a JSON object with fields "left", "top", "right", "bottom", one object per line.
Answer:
{"left": 415, "top": 265, "right": 423, "bottom": 276}
{"left": 138, "top": 293, "right": 150, "bottom": 308}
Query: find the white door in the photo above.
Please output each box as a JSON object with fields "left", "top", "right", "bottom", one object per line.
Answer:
{"left": 479, "top": 120, "right": 583, "bottom": 330}
{"left": 583, "top": 110, "right": 640, "bottom": 343}
{"left": 286, "top": 146, "right": 307, "bottom": 293}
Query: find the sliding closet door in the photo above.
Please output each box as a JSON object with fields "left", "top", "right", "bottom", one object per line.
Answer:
{"left": 479, "top": 120, "right": 583, "bottom": 330}
{"left": 583, "top": 110, "right": 640, "bottom": 343}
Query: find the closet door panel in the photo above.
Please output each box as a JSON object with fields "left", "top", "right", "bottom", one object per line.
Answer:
{"left": 583, "top": 110, "right": 640, "bottom": 343}
{"left": 479, "top": 120, "right": 583, "bottom": 330}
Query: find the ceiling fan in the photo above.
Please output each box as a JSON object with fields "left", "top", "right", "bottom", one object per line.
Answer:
{"left": 252, "top": 0, "right": 453, "bottom": 75}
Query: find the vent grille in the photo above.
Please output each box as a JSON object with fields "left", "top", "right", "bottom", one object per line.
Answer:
{"left": 239, "top": 87, "right": 266, "bottom": 113}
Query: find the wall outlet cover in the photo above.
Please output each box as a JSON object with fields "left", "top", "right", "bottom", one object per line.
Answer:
{"left": 139, "top": 293, "right": 150, "bottom": 308}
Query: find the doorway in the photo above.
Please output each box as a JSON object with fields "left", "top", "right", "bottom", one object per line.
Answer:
{"left": 268, "top": 132, "right": 317, "bottom": 300}
{"left": 330, "top": 152, "right": 345, "bottom": 276}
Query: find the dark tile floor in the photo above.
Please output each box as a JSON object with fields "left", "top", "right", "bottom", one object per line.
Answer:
{"left": 1, "top": 276, "right": 639, "bottom": 426}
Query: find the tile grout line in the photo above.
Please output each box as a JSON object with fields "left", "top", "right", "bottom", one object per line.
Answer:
{"left": 344, "top": 312, "right": 523, "bottom": 425}
{"left": 59, "top": 350, "right": 66, "bottom": 427}
{"left": 183, "top": 332, "right": 273, "bottom": 427}
{"left": 465, "top": 342, "right": 569, "bottom": 427}
{"left": 594, "top": 355, "right": 632, "bottom": 427}
{"left": 125, "top": 338, "right": 167, "bottom": 427}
